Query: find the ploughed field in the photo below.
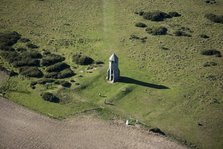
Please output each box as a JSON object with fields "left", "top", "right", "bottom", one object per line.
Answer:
{"left": 0, "top": 0, "right": 222, "bottom": 149}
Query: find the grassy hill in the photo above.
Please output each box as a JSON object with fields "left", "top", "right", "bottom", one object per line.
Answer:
{"left": 0, "top": 0, "right": 223, "bottom": 148}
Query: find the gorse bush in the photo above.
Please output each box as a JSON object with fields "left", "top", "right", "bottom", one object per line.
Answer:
{"left": 45, "top": 68, "right": 75, "bottom": 79}
{"left": 143, "top": 11, "right": 171, "bottom": 21}
{"left": 41, "top": 92, "right": 60, "bottom": 103}
{"left": 23, "top": 51, "right": 42, "bottom": 59}
{"left": 0, "top": 51, "right": 20, "bottom": 63}
{"left": 205, "top": 13, "right": 223, "bottom": 24}
{"left": 45, "top": 62, "right": 69, "bottom": 72}
{"left": 12, "top": 58, "right": 40, "bottom": 67}
{"left": 41, "top": 54, "right": 65, "bottom": 66}
{"left": 19, "top": 67, "right": 43, "bottom": 78}
{"left": 201, "top": 49, "right": 222, "bottom": 57}
{"left": 135, "top": 22, "right": 147, "bottom": 28}
{"left": 72, "top": 53, "right": 94, "bottom": 65}
{"left": 146, "top": 27, "right": 168, "bottom": 35}
{"left": 174, "top": 31, "right": 191, "bottom": 37}
{"left": 0, "top": 31, "right": 21, "bottom": 47}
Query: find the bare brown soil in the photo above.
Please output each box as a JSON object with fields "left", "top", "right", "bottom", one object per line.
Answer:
{"left": 0, "top": 97, "right": 188, "bottom": 149}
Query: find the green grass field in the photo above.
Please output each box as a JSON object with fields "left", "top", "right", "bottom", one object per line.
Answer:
{"left": 0, "top": 0, "right": 223, "bottom": 148}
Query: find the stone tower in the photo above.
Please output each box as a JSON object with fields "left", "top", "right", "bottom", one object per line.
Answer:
{"left": 107, "top": 53, "right": 120, "bottom": 83}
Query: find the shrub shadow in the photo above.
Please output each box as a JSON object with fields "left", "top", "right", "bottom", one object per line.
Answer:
{"left": 119, "top": 76, "right": 169, "bottom": 89}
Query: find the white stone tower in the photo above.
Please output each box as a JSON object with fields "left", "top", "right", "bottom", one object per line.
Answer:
{"left": 107, "top": 53, "right": 120, "bottom": 83}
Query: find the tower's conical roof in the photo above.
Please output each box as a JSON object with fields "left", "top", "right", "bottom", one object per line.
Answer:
{"left": 109, "top": 53, "right": 118, "bottom": 61}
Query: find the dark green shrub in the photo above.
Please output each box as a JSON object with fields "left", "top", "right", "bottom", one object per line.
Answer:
{"left": 0, "top": 51, "right": 20, "bottom": 63}
{"left": 199, "top": 34, "right": 209, "bottom": 38}
{"left": 205, "top": 13, "right": 223, "bottom": 24}
{"left": 168, "top": 12, "right": 181, "bottom": 17}
{"left": 41, "top": 92, "right": 60, "bottom": 103}
{"left": 72, "top": 53, "right": 94, "bottom": 65}
{"left": 45, "top": 62, "right": 69, "bottom": 72}
{"left": 54, "top": 80, "right": 72, "bottom": 88}
{"left": 0, "top": 31, "right": 21, "bottom": 46}
{"left": 19, "top": 67, "right": 43, "bottom": 78}
{"left": 24, "top": 51, "right": 42, "bottom": 59}
{"left": 174, "top": 31, "right": 191, "bottom": 37}
{"left": 44, "top": 72, "right": 58, "bottom": 79}
{"left": 12, "top": 59, "right": 40, "bottom": 67}
{"left": 143, "top": 11, "right": 171, "bottom": 21}
{"left": 41, "top": 54, "right": 65, "bottom": 66}
{"left": 201, "top": 49, "right": 222, "bottom": 57}
{"left": 57, "top": 68, "right": 75, "bottom": 79}
{"left": 146, "top": 27, "right": 168, "bottom": 35}
{"left": 44, "top": 68, "right": 75, "bottom": 79}
{"left": 26, "top": 43, "right": 39, "bottom": 49}
{"left": 61, "top": 81, "right": 72, "bottom": 88}
{"left": 135, "top": 22, "right": 147, "bottom": 28}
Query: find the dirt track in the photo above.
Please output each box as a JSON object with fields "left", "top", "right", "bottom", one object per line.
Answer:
{"left": 0, "top": 97, "right": 188, "bottom": 149}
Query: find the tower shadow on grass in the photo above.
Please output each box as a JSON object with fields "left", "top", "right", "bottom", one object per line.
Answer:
{"left": 119, "top": 76, "right": 169, "bottom": 89}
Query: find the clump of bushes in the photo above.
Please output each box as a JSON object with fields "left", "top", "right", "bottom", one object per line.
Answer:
{"left": 72, "top": 53, "right": 94, "bottom": 65}
{"left": 12, "top": 58, "right": 40, "bottom": 67}
{"left": 146, "top": 27, "right": 168, "bottom": 35}
{"left": 135, "top": 22, "right": 147, "bottom": 28}
{"left": 201, "top": 49, "right": 222, "bottom": 57}
{"left": 55, "top": 80, "right": 72, "bottom": 88}
{"left": 0, "top": 50, "right": 41, "bottom": 67}
{"left": 0, "top": 31, "right": 21, "bottom": 47}
{"left": 24, "top": 51, "right": 42, "bottom": 59}
{"left": 174, "top": 31, "right": 191, "bottom": 37}
{"left": 41, "top": 53, "right": 65, "bottom": 66}
{"left": 19, "top": 67, "right": 43, "bottom": 78}
{"left": 45, "top": 68, "right": 75, "bottom": 79}
{"left": 205, "top": 13, "right": 223, "bottom": 24}
{"left": 142, "top": 11, "right": 181, "bottom": 21}
{"left": 41, "top": 92, "right": 60, "bottom": 103}
{"left": 0, "top": 51, "right": 20, "bottom": 63}
{"left": 45, "top": 62, "right": 69, "bottom": 72}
